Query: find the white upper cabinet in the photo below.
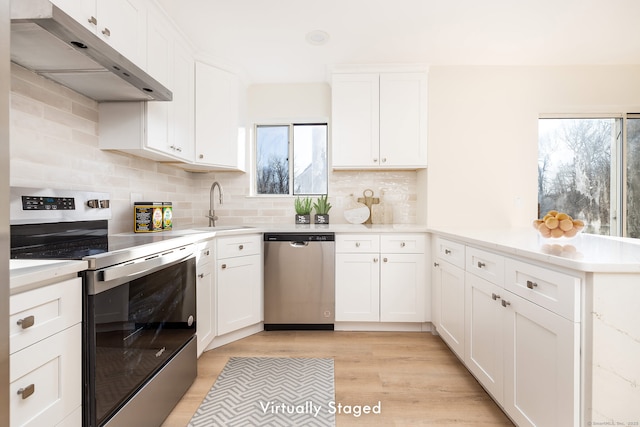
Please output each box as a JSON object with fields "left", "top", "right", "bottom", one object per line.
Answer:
{"left": 51, "top": 0, "right": 147, "bottom": 68}
{"left": 331, "top": 70, "right": 427, "bottom": 169}
{"left": 190, "top": 61, "right": 247, "bottom": 172}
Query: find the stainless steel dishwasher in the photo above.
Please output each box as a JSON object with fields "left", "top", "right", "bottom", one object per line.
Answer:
{"left": 263, "top": 232, "right": 335, "bottom": 330}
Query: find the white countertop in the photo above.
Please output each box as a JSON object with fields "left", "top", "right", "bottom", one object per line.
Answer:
{"left": 429, "top": 227, "right": 640, "bottom": 273}
{"left": 10, "top": 259, "right": 89, "bottom": 295}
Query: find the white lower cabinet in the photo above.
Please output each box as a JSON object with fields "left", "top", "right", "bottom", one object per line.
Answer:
{"left": 502, "top": 291, "right": 579, "bottom": 427}
{"left": 434, "top": 236, "right": 581, "bottom": 427}
{"left": 464, "top": 272, "right": 504, "bottom": 401}
{"left": 433, "top": 258, "right": 465, "bottom": 359}
{"left": 195, "top": 240, "right": 215, "bottom": 357}
{"left": 216, "top": 234, "right": 263, "bottom": 336}
{"left": 335, "top": 233, "right": 427, "bottom": 324}
{"left": 9, "top": 277, "right": 82, "bottom": 427}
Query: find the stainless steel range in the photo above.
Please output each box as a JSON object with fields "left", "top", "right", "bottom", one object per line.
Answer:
{"left": 10, "top": 187, "right": 197, "bottom": 427}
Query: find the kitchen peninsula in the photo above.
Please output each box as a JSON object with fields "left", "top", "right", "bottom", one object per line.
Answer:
{"left": 429, "top": 227, "right": 640, "bottom": 427}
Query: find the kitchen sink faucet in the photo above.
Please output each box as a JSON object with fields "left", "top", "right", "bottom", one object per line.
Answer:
{"left": 207, "top": 181, "right": 223, "bottom": 226}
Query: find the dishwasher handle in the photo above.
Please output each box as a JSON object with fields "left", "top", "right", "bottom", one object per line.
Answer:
{"left": 290, "top": 241, "right": 309, "bottom": 247}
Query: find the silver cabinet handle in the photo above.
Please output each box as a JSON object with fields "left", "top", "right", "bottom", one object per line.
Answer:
{"left": 355, "top": 242, "right": 361, "bottom": 248}
{"left": 383, "top": 257, "right": 388, "bottom": 262}
{"left": 373, "top": 258, "right": 379, "bottom": 263}
{"left": 492, "top": 293, "right": 501, "bottom": 300}
{"left": 17, "top": 315, "right": 35, "bottom": 329}
{"left": 88, "top": 16, "right": 97, "bottom": 25}
{"left": 204, "top": 250, "right": 210, "bottom": 256}
{"left": 526, "top": 280, "right": 538, "bottom": 289}
{"left": 501, "top": 300, "right": 511, "bottom": 307}
{"left": 400, "top": 242, "right": 406, "bottom": 248}
{"left": 444, "top": 249, "right": 451, "bottom": 255}
{"left": 221, "top": 264, "right": 227, "bottom": 269}
{"left": 382, "top": 157, "right": 387, "bottom": 163}
{"left": 433, "top": 262, "right": 439, "bottom": 267}
{"left": 199, "top": 154, "right": 204, "bottom": 159}
{"left": 477, "top": 261, "right": 486, "bottom": 268}
{"left": 238, "top": 244, "right": 244, "bottom": 250}
{"left": 197, "top": 273, "right": 204, "bottom": 279}
{"left": 101, "top": 27, "right": 111, "bottom": 37}
{"left": 373, "top": 158, "right": 378, "bottom": 163}
{"left": 18, "top": 384, "right": 35, "bottom": 400}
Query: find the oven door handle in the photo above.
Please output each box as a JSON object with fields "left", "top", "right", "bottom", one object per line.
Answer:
{"left": 100, "top": 246, "right": 193, "bottom": 283}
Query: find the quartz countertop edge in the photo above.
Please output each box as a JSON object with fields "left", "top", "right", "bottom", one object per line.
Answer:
{"left": 428, "top": 227, "right": 640, "bottom": 273}
{"left": 10, "top": 259, "right": 89, "bottom": 295}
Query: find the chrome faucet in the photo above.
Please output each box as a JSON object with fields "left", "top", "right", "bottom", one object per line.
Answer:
{"left": 207, "top": 181, "right": 223, "bottom": 227}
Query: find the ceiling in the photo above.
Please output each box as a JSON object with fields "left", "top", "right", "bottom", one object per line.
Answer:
{"left": 156, "top": 0, "right": 640, "bottom": 84}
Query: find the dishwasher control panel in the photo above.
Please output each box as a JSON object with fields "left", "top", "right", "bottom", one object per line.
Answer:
{"left": 264, "top": 232, "right": 335, "bottom": 242}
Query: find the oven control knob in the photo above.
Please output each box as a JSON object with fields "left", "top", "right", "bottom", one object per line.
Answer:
{"left": 87, "top": 199, "right": 99, "bottom": 208}
{"left": 187, "top": 315, "right": 194, "bottom": 327}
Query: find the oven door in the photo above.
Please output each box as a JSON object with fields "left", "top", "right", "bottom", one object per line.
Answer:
{"left": 83, "top": 245, "right": 196, "bottom": 427}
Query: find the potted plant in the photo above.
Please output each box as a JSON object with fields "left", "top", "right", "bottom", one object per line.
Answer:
{"left": 313, "top": 194, "right": 332, "bottom": 224}
{"left": 294, "top": 197, "right": 312, "bottom": 224}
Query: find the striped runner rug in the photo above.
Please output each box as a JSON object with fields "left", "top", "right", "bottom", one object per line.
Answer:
{"left": 188, "top": 357, "right": 336, "bottom": 427}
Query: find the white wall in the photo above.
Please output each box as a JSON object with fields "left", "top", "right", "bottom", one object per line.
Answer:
{"left": 425, "top": 65, "right": 640, "bottom": 228}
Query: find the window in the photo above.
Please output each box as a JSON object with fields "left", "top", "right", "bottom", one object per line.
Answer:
{"left": 255, "top": 123, "right": 328, "bottom": 195}
{"left": 538, "top": 114, "right": 640, "bottom": 238}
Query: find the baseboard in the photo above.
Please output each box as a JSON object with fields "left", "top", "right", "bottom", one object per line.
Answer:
{"left": 205, "top": 322, "right": 264, "bottom": 351}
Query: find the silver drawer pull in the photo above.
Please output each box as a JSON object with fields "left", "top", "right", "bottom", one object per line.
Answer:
{"left": 238, "top": 244, "right": 244, "bottom": 250}
{"left": 526, "top": 280, "right": 538, "bottom": 289}
{"left": 17, "top": 315, "right": 35, "bottom": 330}
{"left": 197, "top": 273, "right": 204, "bottom": 279}
{"left": 221, "top": 264, "right": 227, "bottom": 269}
{"left": 373, "top": 258, "right": 379, "bottom": 263}
{"left": 355, "top": 242, "right": 361, "bottom": 248}
{"left": 492, "top": 293, "right": 501, "bottom": 300}
{"left": 477, "top": 261, "right": 486, "bottom": 268}
{"left": 102, "top": 27, "right": 111, "bottom": 37}
{"left": 88, "top": 16, "right": 97, "bottom": 25}
{"left": 433, "top": 262, "right": 439, "bottom": 267}
{"left": 18, "top": 384, "right": 35, "bottom": 400}
{"left": 383, "top": 257, "right": 388, "bottom": 262}
{"left": 501, "top": 300, "right": 511, "bottom": 308}
{"left": 400, "top": 242, "right": 406, "bottom": 248}
{"left": 204, "top": 250, "right": 210, "bottom": 256}
{"left": 444, "top": 249, "right": 451, "bottom": 255}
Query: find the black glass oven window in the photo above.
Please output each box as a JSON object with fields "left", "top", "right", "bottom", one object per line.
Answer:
{"left": 88, "top": 257, "right": 196, "bottom": 425}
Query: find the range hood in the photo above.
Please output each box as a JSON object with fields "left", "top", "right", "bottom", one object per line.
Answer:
{"left": 10, "top": 1, "right": 172, "bottom": 102}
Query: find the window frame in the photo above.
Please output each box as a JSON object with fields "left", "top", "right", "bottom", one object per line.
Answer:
{"left": 252, "top": 121, "right": 329, "bottom": 197}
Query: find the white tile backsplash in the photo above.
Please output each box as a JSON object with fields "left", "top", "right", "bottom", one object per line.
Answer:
{"left": 10, "top": 63, "right": 418, "bottom": 232}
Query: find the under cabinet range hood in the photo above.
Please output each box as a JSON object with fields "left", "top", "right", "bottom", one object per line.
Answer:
{"left": 10, "top": 0, "right": 172, "bottom": 102}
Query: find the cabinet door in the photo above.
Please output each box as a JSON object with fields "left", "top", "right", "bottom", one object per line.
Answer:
{"left": 435, "top": 260, "right": 465, "bottom": 359}
{"left": 335, "top": 253, "right": 380, "bottom": 321}
{"left": 50, "top": 0, "right": 96, "bottom": 33}
{"left": 464, "top": 272, "right": 504, "bottom": 402}
{"left": 331, "top": 73, "right": 380, "bottom": 168}
{"left": 171, "top": 42, "right": 195, "bottom": 161}
{"left": 96, "top": 0, "right": 146, "bottom": 67}
{"left": 195, "top": 62, "right": 242, "bottom": 169}
{"left": 380, "top": 253, "right": 426, "bottom": 322}
{"left": 379, "top": 73, "right": 427, "bottom": 167}
{"left": 216, "top": 254, "right": 262, "bottom": 336}
{"left": 503, "top": 292, "right": 580, "bottom": 427}
{"left": 196, "top": 265, "right": 214, "bottom": 357}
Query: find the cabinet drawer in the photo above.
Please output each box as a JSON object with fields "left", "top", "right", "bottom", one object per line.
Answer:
{"left": 10, "top": 323, "right": 81, "bottom": 427}
{"left": 466, "top": 246, "right": 505, "bottom": 286}
{"left": 380, "top": 234, "right": 426, "bottom": 253}
{"left": 217, "top": 234, "right": 261, "bottom": 259}
{"left": 336, "top": 234, "right": 380, "bottom": 253}
{"left": 434, "top": 237, "right": 465, "bottom": 268}
{"left": 505, "top": 258, "right": 581, "bottom": 321}
{"left": 10, "top": 278, "right": 82, "bottom": 354}
{"left": 196, "top": 239, "right": 215, "bottom": 266}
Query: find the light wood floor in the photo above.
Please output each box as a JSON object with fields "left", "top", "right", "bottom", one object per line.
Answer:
{"left": 161, "top": 331, "right": 515, "bottom": 426}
